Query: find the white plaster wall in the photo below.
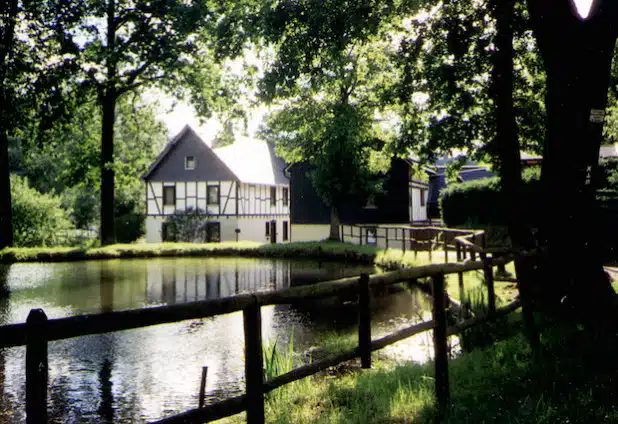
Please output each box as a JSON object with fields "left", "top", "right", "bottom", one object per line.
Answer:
{"left": 146, "top": 216, "right": 164, "bottom": 243}
{"left": 218, "top": 216, "right": 240, "bottom": 242}
{"left": 237, "top": 217, "right": 272, "bottom": 243}
{"left": 147, "top": 182, "right": 162, "bottom": 215}
{"left": 290, "top": 224, "right": 331, "bottom": 242}
{"left": 220, "top": 181, "right": 236, "bottom": 215}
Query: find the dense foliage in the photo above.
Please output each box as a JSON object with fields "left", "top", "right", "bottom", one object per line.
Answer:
{"left": 257, "top": 0, "right": 401, "bottom": 238}
{"left": 439, "top": 158, "right": 618, "bottom": 232}
{"left": 439, "top": 167, "right": 541, "bottom": 227}
{"left": 163, "top": 208, "right": 210, "bottom": 242}
{"left": 11, "top": 93, "right": 166, "bottom": 242}
{"left": 10, "top": 175, "right": 73, "bottom": 247}
{"left": 396, "top": 0, "right": 546, "bottom": 163}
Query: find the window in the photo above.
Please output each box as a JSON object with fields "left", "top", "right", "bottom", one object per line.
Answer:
{"left": 366, "top": 228, "right": 377, "bottom": 245}
{"left": 185, "top": 156, "right": 195, "bottom": 170}
{"left": 282, "top": 221, "right": 288, "bottom": 241}
{"left": 364, "top": 194, "right": 377, "bottom": 209}
{"left": 207, "top": 185, "right": 219, "bottom": 205}
{"left": 206, "top": 222, "right": 220, "bottom": 242}
{"left": 282, "top": 187, "right": 289, "bottom": 206}
{"left": 270, "top": 186, "right": 277, "bottom": 206}
{"left": 420, "top": 189, "right": 426, "bottom": 207}
{"left": 163, "top": 186, "right": 176, "bottom": 206}
{"left": 265, "top": 222, "right": 270, "bottom": 237}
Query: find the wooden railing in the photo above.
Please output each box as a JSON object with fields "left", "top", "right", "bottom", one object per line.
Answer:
{"left": 340, "top": 224, "right": 483, "bottom": 263}
{"left": 1, "top": 250, "right": 522, "bottom": 424}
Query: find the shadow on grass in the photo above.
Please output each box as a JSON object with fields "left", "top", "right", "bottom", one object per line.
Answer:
{"left": 262, "top": 314, "right": 618, "bottom": 424}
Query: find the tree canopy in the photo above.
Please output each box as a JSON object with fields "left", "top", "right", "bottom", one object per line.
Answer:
{"left": 258, "top": 0, "right": 401, "bottom": 239}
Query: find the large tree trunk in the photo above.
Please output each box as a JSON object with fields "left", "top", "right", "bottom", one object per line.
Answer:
{"left": 100, "top": 0, "right": 117, "bottom": 246}
{"left": 527, "top": 0, "right": 618, "bottom": 317}
{"left": 491, "top": 0, "right": 540, "bottom": 349}
{"left": 0, "top": 0, "right": 17, "bottom": 250}
{"left": 0, "top": 132, "right": 12, "bottom": 250}
{"left": 492, "top": 0, "right": 532, "bottom": 248}
{"left": 100, "top": 90, "right": 117, "bottom": 246}
{"left": 329, "top": 205, "right": 341, "bottom": 241}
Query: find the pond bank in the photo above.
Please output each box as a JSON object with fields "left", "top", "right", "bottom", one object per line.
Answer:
{"left": 0, "top": 241, "right": 419, "bottom": 268}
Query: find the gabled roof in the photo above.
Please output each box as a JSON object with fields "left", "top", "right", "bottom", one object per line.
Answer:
{"left": 143, "top": 125, "right": 288, "bottom": 185}
{"left": 214, "top": 137, "right": 288, "bottom": 185}
{"left": 142, "top": 125, "right": 196, "bottom": 180}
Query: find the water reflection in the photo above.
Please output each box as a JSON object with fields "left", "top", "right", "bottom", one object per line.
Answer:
{"left": 0, "top": 265, "right": 9, "bottom": 298}
{"left": 98, "top": 359, "right": 114, "bottom": 423}
{"left": 0, "top": 258, "right": 434, "bottom": 423}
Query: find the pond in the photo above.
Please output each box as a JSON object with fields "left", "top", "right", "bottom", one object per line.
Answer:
{"left": 0, "top": 257, "right": 434, "bottom": 423}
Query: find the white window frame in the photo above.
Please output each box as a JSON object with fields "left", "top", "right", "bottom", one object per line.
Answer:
{"left": 185, "top": 156, "right": 196, "bottom": 170}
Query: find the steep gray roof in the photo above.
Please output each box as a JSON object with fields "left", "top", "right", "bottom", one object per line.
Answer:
{"left": 143, "top": 125, "right": 288, "bottom": 185}
{"left": 142, "top": 125, "right": 237, "bottom": 182}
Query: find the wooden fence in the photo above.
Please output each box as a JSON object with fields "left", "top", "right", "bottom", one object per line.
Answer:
{"left": 340, "top": 224, "right": 485, "bottom": 263}
{"left": 0, "top": 234, "right": 525, "bottom": 424}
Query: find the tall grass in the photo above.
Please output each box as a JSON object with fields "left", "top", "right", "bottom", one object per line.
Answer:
{"left": 263, "top": 335, "right": 295, "bottom": 382}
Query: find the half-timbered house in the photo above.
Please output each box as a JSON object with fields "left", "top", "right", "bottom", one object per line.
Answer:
{"left": 142, "top": 126, "right": 290, "bottom": 243}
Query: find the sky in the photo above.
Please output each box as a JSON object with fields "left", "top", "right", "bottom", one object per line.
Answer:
{"left": 156, "top": 0, "right": 596, "bottom": 143}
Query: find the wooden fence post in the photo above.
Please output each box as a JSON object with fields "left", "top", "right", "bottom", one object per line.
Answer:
{"left": 385, "top": 228, "right": 389, "bottom": 249}
{"left": 358, "top": 273, "right": 372, "bottom": 369}
{"left": 428, "top": 231, "right": 433, "bottom": 262}
{"left": 443, "top": 233, "right": 448, "bottom": 263}
{"left": 402, "top": 228, "right": 406, "bottom": 253}
{"left": 26, "top": 308, "right": 48, "bottom": 424}
{"left": 243, "top": 300, "right": 264, "bottom": 424}
{"left": 455, "top": 242, "right": 461, "bottom": 262}
{"left": 198, "top": 366, "right": 208, "bottom": 408}
{"left": 484, "top": 257, "right": 496, "bottom": 317}
{"left": 432, "top": 274, "right": 449, "bottom": 413}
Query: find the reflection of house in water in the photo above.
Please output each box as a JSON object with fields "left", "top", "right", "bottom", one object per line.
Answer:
{"left": 145, "top": 259, "right": 293, "bottom": 304}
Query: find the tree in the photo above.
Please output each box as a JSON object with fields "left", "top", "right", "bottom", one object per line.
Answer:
{"left": 523, "top": 0, "right": 618, "bottom": 317}
{"left": 258, "top": 0, "right": 398, "bottom": 240}
{"left": 0, "top": 0, "right": 78, "bottom": 249}
{"left": 397, "top": 0, "right": 546, "bottom": 163}
{"left": 15, "top": 92, "right": 166, "bottom": 239}
{"left": 58, "top": 0, "right": 222, "bottom": 245}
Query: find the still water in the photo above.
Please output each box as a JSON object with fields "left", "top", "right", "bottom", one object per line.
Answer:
{"left": 0, "top": 258, "right": 434, "bottom": 423}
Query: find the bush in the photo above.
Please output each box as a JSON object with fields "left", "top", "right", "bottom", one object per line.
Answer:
{"left": 11, "top": 175, "right": 74, "bottom": 247}
{"left": 115, "top": 195, "right": 145, "bottom": 243}
{"left": 439, "top": 167, "right": 541, "bottom": 228}
{"left": 61, "top": 185, "right": 99, "bottom": 229}
{"left": 163, "top": 208, "right": 209, "bottom": 242}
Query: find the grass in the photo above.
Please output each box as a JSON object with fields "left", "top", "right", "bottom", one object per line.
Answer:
{"left": 0, "top": 241, "right": 377, "bottom": 263}
{"left": 0, "top": 240, "right": 445, "bottom": 269}
{"left": 220, "top": 317, "right": 618, "bottom": 423}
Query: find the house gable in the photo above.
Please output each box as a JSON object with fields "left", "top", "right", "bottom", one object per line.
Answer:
{"left": 144, "top": 126, "right": 237, "bottom": 182}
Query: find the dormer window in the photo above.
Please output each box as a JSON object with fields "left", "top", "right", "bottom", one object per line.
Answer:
{"left": 185, "top": 156, "right": 195, "bottom": 170}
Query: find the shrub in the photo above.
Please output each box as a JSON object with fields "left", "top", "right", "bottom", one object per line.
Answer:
{"left": 61, "top": 185, "right": 99, "bottom": 229}
{"left": 115, "top": 195, "right": 145, "bottom": 243}
{"left": 11, "top": 175, "right": 74, "bottom": 247}
{"left": 163, "top": 207, "right": 209, "bottom": 242}
{"left": 439, "top": 168, "right": 541, "bottom": 228}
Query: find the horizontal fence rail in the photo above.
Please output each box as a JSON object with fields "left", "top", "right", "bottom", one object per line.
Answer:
{"left": 0, "top": 232, "right": 532, "bottom": 424}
